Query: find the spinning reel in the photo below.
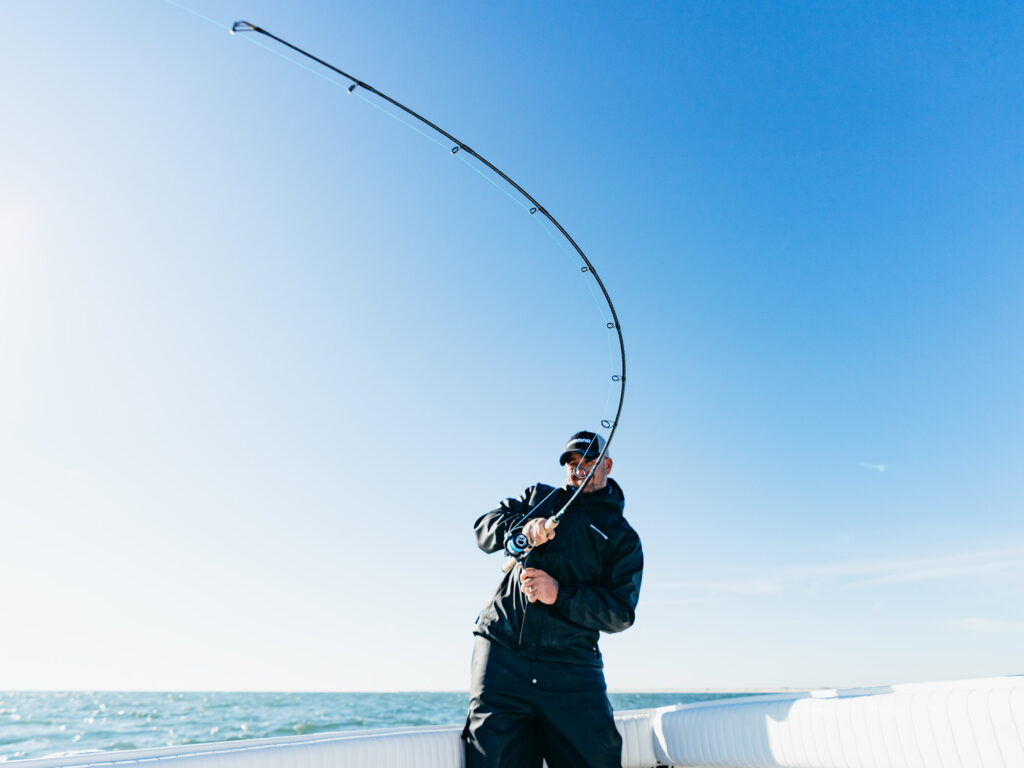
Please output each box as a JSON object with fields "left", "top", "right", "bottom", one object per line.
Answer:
{"left": 503, "top": 529, "right": 533, "bottom": 562}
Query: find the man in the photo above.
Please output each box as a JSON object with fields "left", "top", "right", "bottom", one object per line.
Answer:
{"left": 464, "top": 430, "right": 643, "bottom": 768}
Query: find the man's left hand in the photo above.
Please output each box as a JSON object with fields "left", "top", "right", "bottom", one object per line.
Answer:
{"left": 520, "top": 567, "right": 558, "bottom": 605}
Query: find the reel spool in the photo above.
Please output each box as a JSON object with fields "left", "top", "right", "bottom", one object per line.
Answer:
{"left": 503, "top": 530, "right": 532, "bottom": 562}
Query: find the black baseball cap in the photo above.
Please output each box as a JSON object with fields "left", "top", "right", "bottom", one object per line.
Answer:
{"left": 559, "top": 430, "right": 607, "bottom": 465}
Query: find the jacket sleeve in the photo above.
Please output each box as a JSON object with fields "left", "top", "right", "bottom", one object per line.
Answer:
{"left": 473, "top": 487, "right": 535, "bottom": 554}
{"left": 552, "top": 530, "right": 643, "bottom": 633}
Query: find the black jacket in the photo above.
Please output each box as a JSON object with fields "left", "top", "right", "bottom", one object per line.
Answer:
{"left": 472, "top": 478, "right": 643, "bottom": 667}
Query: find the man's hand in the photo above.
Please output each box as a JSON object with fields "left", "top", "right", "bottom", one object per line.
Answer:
{"left": 522, "top": 517, "right": 557, "bottom": 547}
{"left": 520, "top": 567, "right": 559, "bottom": 605}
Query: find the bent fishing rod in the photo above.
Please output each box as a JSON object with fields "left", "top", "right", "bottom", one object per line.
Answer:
{"left": 230, "top": 22, "right": 625, "bottom": 570}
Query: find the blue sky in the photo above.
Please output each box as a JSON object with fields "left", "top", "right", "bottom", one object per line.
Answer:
{"left": 1, "top": 0, "right": 1022, "bottom": 692}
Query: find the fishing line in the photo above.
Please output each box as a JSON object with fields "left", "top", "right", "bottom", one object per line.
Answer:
{"left": 157, "top": 0, "right": 222, "bottom": 28}
{"left": 150, "top": 0, "right": 626, "bottom": 563}
{"left": 222, "top": 21, "right": 627, "bottom": 562}
{"left": 159, "top": 0, "right": 616, "bottom": 400}
{"left": 229, "top": 10, "right": 606, "bottom": 347}
{"left": 349, "top": 89, "right": 451, "bottom": 152}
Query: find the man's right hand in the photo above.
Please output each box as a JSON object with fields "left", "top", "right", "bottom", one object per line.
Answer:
{"left": 523, "top": 517, "right": 557, "bottom": 547}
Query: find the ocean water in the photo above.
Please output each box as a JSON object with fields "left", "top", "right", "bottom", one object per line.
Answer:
{"left": 0, "top": 690, "right": 755, "bottom": 762}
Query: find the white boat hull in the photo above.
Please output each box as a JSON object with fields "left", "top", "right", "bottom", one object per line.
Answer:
{"left": 11, "top": 675, "right": 1024, "bottom": 767}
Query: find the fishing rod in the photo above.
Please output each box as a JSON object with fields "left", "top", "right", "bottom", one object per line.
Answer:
{"left": 230, "top": 21, "right": 626, "bottom": 570}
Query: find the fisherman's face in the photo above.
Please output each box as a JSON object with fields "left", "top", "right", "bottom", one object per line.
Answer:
{"left": 564, "top": 453, "right": 612, "bottom": 492}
